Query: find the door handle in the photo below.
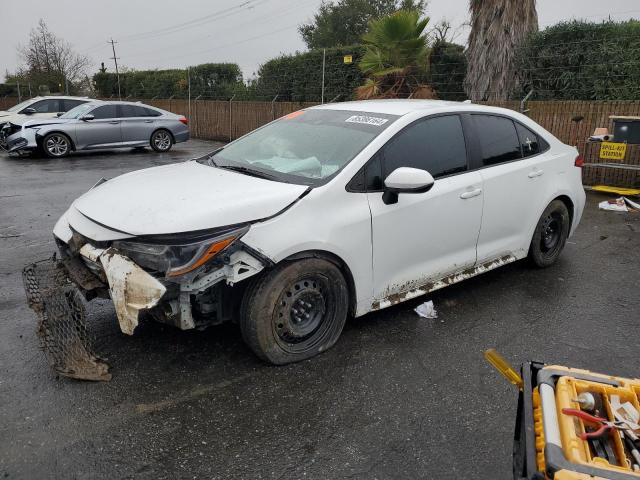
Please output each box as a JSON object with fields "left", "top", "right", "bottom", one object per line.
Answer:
{"left": 144, "top": 120, "right": 153, "bottom": 123}
{"left": 528, "top": 169, "right": 544, "bottom": 178}
{"left": 460, "top": 188, "right": 482, "bottom": 199}
{"left": 109, "top": 121, "right": 120, "bottom": 124}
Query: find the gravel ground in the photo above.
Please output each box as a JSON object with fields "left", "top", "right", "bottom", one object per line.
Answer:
{"left": 0, "top": 140, "right": 638, "bottom": 479}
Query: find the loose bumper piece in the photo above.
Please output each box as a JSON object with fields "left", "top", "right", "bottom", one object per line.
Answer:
{"left": 79, "top": 244, "right": 167, "bottom": 335}
{"left": 22, "top": 257, "right": 111, "bottom": 381}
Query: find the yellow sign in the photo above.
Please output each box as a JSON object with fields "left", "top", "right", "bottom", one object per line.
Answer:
{"left": 600, "top": 142, "right": 627, "bottom": 160}
{"left": 343, "top": 55, "right": 353, "bottom": 64}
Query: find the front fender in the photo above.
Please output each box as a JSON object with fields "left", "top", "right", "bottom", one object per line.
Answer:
{"left": 241, "top": 188, "right": 374, "bottom": 317}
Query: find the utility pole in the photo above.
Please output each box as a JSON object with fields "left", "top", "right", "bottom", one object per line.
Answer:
{"left": 108, "top": 38, "right": 121, "bottom": 100}
{"left": 321, "top": 48, "right": 326, "bottom": 104}
{"left": 187, "top": 67, "right": 191, "bottom": 122}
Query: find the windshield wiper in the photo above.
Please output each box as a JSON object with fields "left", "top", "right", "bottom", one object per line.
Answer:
{"left": 217, "top": 165, "right": 279, "bottom": 181}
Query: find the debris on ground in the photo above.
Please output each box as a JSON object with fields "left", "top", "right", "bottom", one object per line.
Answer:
{"left": 22, "top": 257, "right": 111, "bottom": 381}
{"left": 598, "top": 196, "right": 640, "bottom": 212}
{"left": 414, "top": 300, "right": 438, "bottom": 319}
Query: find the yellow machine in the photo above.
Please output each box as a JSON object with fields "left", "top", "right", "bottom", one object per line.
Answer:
{"left": 486, "top": 351, "right": 640, "bottom": 480}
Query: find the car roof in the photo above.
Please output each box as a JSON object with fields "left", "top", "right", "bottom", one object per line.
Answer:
{"left": 88, "top": 100, "right": 157, "bottom": 107}
{"left": 28, "top": 95, "right": 92, "bottom": 101}
{"left": 310, "top": 99, "right": 541, "bottom": 125}
{"left": 311, "top": 99, "right": 470, "bottom": 116}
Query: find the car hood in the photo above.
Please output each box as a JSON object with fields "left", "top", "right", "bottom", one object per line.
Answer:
{"left": 19, "top": 118, "right": 72, "bottom": 128}
{"left": 72, "top": 160, "right": 308, "bottom": 236}
{"left": 0, "top": 111, "right": 17, "bottom": 124}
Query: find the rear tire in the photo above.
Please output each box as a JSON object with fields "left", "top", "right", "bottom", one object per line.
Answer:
{"left": 528, "top": 200, "right": 570, "bottom": 268}
{"left": 150, "top": 129, "right": 173, "bottom": 152}
{"left": 42, "top": 133, "right": 71, "bottom": 158}
{"left": 240, "top": 258, "right": 349, "bottom": 365}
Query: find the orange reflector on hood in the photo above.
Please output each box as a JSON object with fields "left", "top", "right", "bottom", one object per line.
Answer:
{"left": 283, "top": 110, "right": 305, "bottom": 120}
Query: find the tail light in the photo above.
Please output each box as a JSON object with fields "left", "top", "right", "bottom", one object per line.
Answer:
{"left": 179, "top": 116, "right": 188, "bottom": 125}
{"left": 574, "top": 154, "right": 584, "bottom": 168}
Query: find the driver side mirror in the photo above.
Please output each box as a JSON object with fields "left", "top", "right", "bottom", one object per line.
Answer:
{"left": 56, "top": 112, "right": 64, "bottom": 117}
{"left": 382, "top": 167, "right": 435, "bottom": 205}
{"left": 22, "top": 107, "right": 36, "bottom": 115}
{"left": 80, "top": 114, "right": 95, "bottom": 121}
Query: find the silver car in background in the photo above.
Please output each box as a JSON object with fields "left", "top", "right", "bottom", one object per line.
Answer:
{"left": 5, "top": 100, "right": 190, "bottom": 157}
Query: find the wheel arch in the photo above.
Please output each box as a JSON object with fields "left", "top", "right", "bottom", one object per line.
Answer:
{"left": 524, "top": 193, "right": 577, "bottom": 258}
{"left": 38, "top": 130, "right": 76, "bottom": 151}
{"left": 554, "top": 194, "right": 575, "bottom": 227}
{"left": 151, "top": 127, "right": 175, "bottom": 143}
{"left": 281, "top": 249, "right": 357, "bottom": 317}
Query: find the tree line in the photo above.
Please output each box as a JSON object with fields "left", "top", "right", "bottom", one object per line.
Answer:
{"left": 3, "top": 3, "right": 640, "bottom": 102}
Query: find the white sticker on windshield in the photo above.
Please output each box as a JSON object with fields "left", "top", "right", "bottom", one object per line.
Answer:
{"left": 345, "top": 115, "right": 389, "bottom": 126}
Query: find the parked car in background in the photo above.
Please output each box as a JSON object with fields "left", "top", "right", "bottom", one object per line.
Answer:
{"left": 0, "top": 96, "right": 90, "bottom": 149}
{"left": 50, "top": 100, "right": 585, "bottom": 365}
{"left": 5, "top": 100, "right": 190, "bottom": 157}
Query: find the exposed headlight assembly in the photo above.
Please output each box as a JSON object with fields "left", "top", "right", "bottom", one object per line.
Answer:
{"left": 113, "top": 225, "right": 249, "bottom": 278}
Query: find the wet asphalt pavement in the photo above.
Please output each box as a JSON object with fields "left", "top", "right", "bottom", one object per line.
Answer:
{"left": 1, "top": 140, "right": 639, "bottom": 480}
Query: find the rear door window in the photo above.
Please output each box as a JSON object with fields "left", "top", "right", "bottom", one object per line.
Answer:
{"left": 26, "top": 99, "right": 60, "bottom": 113}
{"left": 473, "top": 115, "right": 522, "bottom": 166}
{"left": 62, "top": 99, "right": 86, "bottom": 111}
{"left": 383, "top": 115, "right": 468, "bottom": 178}
{"left": 119, "top": 105, "right": 149, "bottom": 117}
{"left": 91, "top": 105, "right": 118, "bottom": 119}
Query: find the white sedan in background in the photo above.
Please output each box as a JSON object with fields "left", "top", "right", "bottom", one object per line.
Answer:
{"left": 0, "top": 96, "right": 90, "bottom": 148}
{"left": 50, "top": 99, "right": 585, "bottom": 365}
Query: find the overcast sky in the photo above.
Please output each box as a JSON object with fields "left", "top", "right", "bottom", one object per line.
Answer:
{"left": 2, "top": 0, "right": 640, "bottom": 81}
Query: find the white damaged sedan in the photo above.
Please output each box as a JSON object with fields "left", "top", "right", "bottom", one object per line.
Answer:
{"left": 51, "top": 100, "right": 585, "bottom": 364}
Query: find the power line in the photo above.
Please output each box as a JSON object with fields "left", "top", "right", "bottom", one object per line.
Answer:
{"left": 119, "top": 0, "right": 265, "bottom": 42}
{"left": 122, "top": 0, "right": 319, "bottom": 61}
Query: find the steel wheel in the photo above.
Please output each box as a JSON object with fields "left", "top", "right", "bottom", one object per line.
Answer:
{"left": 540, "top": 213, "right": 561, "bottom": 253}
{"left": 43, "top": 134, "right": 70, "bottom": 157}
{"left": 273, "top": 276, "right": 331, "bottom": 353}
{"left": 529, "top": 200, "right": 570, "bottom": 268}
{"left": 240, "top": 258, "right": 349, "bottom": 364}
{"left": 151, "top": 130, "right": 172, "bottom": 152}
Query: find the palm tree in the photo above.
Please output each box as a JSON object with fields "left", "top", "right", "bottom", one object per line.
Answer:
{"left": 356, "top": 10, "right": 434, "bottom": 99}
{"left": 465, "top": 0, "right": 538, "bottom": 101}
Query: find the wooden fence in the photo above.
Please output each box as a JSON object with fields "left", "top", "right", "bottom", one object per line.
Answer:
{"left": 2, "top": 96, "right": 639, "bottom": 187}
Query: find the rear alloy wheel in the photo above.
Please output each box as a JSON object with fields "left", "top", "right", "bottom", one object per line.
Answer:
{"left": 529, "top": 200, "right": 570, "bottom": 267}
{"left": 240, "top": 258, "right": 349, "bottom": 364}
{"left": 42, "top": 133, "right": 71, "bottom": 158}
{"left": 150, "top": 129, "right": 173, "bottom": 152}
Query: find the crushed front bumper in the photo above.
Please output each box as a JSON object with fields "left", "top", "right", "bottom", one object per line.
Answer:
{"left": 6, "top": 128, "right": 37, "bottom": 153}
{"left": 24, "top": 236, "right": 265, "bottom": 380}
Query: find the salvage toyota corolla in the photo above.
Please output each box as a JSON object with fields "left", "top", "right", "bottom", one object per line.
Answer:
{"left": 44, "top": 100, "right": 586, "bottom": 367}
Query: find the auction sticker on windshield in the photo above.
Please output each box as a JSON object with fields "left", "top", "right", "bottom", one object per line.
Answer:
{"left": 345, "top": 115, "right": 389, "bottom": 126}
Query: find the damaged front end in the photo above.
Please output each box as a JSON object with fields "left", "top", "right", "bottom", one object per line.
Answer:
{"left": 23, "top": 220, "right": 267, "bottom": 381}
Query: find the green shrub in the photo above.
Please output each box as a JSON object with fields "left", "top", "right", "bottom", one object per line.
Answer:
{"left": 93, "top": 63, "right": 244, "bottom": 99}
{"left": 516, "top": 20, "right": 640, "bottom": 100}
{"left": 429, "top": 41, "right": 467, "bottom": 101}
{"left": 253, "top": 46, "right": 366, "bottom": 102}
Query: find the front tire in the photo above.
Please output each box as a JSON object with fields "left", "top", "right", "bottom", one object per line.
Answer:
{"left": 42, "top": 133, "right": 71, "bottom": 158}
{"left": 240, "top": 258, "right": 349, "bottom": 365}
{"left": 529, "top": 200, "right": 570, "bottom": 268}
{"left": 150, "top": 129, "right": 173, "bottom": 152}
